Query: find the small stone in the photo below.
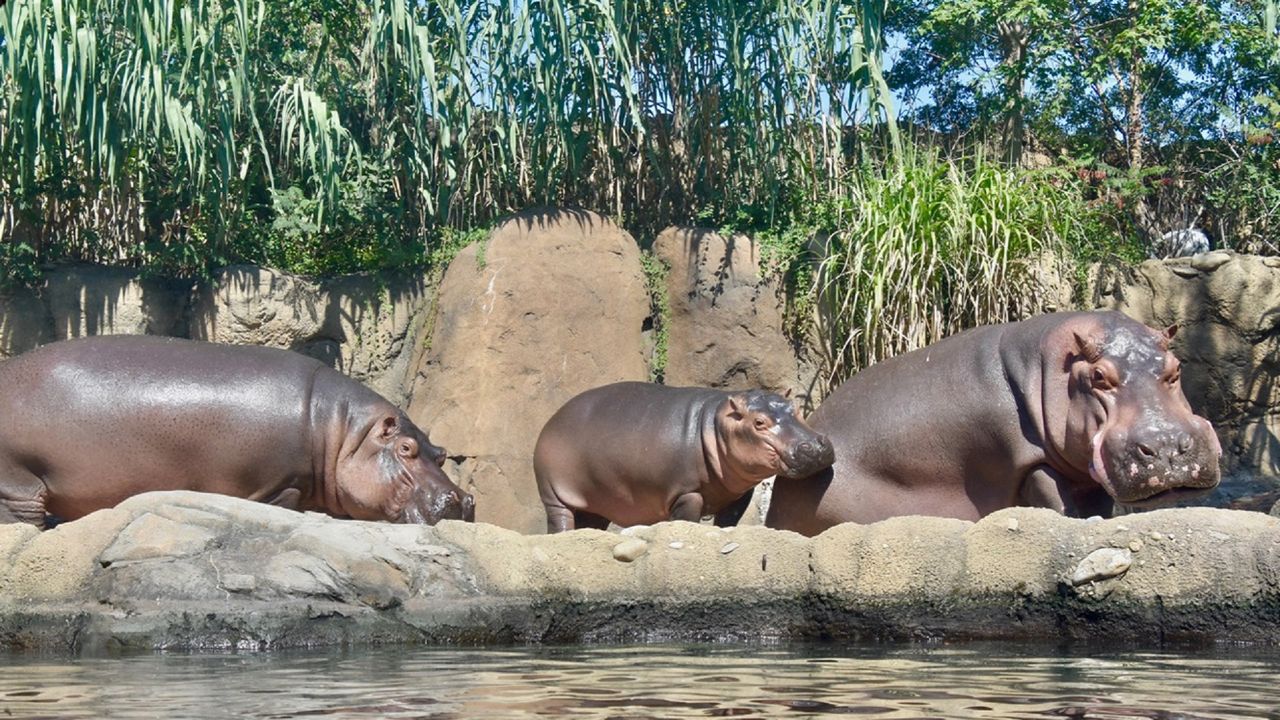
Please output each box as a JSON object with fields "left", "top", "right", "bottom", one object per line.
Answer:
{"left": 720, "top": 542, "right": 740, "bottom": 555}
{"left": 620, "top": 525, "right": 650, "bottom": 536}
{"left": 668, "top": 541, "right": 685, "bottom": 550}
{"left": 1149, "top": 531, "right": 1163, "bottom": 541}
{"left": 1085, "top": 515, "right": 1103, "bottom": 523}
{"left": 1071, "top": 547, "right": 1133, "bottom": 586}
{"left": 1128, "top": 539, "right": 1144, "bottom": 553}
{"left": 222, "top": 573, "right": 257, "bottom": 593}
{"left": 1170, "top": 264, "right": 1202, "bottom": 278}
{"left": 1191, "top": 251, "right": 1232, "bottom": 272}
{"left": 612, "top": 538, "right": 649, "bottom": 562}
{"left": 1006, "top": 518, "right": 1020, "bottom": 532}
{"left": 531, "top": 547, "right": 550, "bottom": 563}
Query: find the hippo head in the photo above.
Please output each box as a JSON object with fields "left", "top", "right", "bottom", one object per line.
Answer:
{"left": 1063, "top": 317, "right": 1221, "bottom": 506}
{"left": 339, "top": 414, "right": 475, "bottom": 524}
{"left": 719, "top": 390, "right": 835, "bottom": 481}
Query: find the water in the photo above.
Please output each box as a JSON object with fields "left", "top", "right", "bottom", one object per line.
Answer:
{"left": 1, "top": 643, "right": 1278, "bottom": 719}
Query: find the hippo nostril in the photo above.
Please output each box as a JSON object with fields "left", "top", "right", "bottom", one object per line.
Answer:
{"left": 1176, "top": 433, "right": 1193, "bottom": 454}
{"left": 797, "top": 442, "right": 814, "bottom": 456}
{"left": 1136, "top": 442, "right": 1156, "bottom": 458}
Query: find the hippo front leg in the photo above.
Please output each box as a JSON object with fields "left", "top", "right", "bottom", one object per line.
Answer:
{"left": 1019, "top": 466, "right": 1069, "bottom": 514}
{"left": 1019, "top": 465, "right": 1114, "bottom": 518}
{"left": 669, "top": 492, "right": 706, "bottom": 523}
{"left": 712, "top": 491, "right": 753, "bottom": 527}
{"left": 0, "top": 466, "right": 51, "bottom": 527}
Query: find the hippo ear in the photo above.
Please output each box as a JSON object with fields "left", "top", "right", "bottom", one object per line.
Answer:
{"left": 782, "top": 387, "right": 793, "bottom": 400}
{"left": 377, "top": 416, "right": 398, "bottom": 442}
{"left": 1160, "top": 324, "right": 1178, "bottom": 349}
{"left": 727, "top": 394, "right": 747, "bottom": 420}
{"left": 1073, "top": 330, "right": 1104, "bottom": 363}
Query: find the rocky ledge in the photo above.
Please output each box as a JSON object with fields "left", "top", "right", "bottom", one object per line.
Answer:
{"left": 1, "top": 491, "right": 1278, "bottom": 652}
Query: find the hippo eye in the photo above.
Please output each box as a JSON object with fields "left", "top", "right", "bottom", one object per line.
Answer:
{"left": 754, "top": 417, "right": 771, "bottom": 431}
{"left": 1091, "top": 367, "right": 1114, "bottom": 390}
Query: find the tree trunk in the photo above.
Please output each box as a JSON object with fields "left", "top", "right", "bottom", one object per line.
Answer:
{"left": 1125, "top": 0, "right": 1145, "bottom": 170}
{"left": 997, "top": 20, "right": 1028, "bottom": 166}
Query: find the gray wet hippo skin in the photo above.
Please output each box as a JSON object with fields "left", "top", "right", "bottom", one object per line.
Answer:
{"left": 0, "top": 336, "right": 475, "bottom": 527}
{"left": 535, "top": 382, "right": 835, "bottom": 533}
{"left": 767, "top": 311, "right": 1221, "bottom": 536}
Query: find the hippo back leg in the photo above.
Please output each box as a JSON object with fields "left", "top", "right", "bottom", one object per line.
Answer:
{"left": 0, "top": 464, "right": 51, "bottom": 527}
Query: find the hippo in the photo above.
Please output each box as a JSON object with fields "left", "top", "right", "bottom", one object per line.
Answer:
{"left": 0, "top": 335, "right": 475, "bottom": 528}
{"left": 767, "top": 311, "right": 1221, "bottom": 536}
{"left": 535, "top": 382, "right": 835, "bottom": 533}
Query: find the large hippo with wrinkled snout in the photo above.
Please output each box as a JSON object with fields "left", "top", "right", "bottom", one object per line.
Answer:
{"left": 0, "top": 335, "right": 475, "bottom": 528}
{"left": 535, "top": 382, "right": 835, "bottom": 532}
{"left": 767, "top": 311, "right": 1221, "bottom": 536}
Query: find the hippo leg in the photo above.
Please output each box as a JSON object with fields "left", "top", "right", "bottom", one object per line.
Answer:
{"left": 545, "top": 504, "right": 576, "bottom": 533}
{"left": 713, "top": 492, "right": 753, "bottom": 528}
{"left": 0, "top": 466, "right": 50, "bottom": 527}
{"left": 572, "top": 510, "right": 610, "bottom": 531}
{"left": 1020, "top": 466, "right": 1114, "bottom": 518}
{"left": 669, "top": 492, "right": 706, "bottom": 522}
{"left": 265, "top": 487, "right": 302, "bottom": 510}
{"left": 1018, "top": 466, "right": 1071, "bottom": 514}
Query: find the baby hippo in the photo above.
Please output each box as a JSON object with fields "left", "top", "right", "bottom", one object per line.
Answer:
{"left": 535, "top": 382, "right": 835, "bottom": 533}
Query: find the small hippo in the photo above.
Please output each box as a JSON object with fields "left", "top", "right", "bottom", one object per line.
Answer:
{"left": 535, "top": 382, "right": 835, "bottom": 533}
{"left": 766, "top": 311, "right": 1222, "bottom": 535}
{"left": 0, "top": 336, "right": 475, "bottom": 527}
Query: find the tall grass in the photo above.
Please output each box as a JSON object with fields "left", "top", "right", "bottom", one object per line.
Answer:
{"left": 0, "top": 0, "right": 899, "bottom": 281}
{"left": 809, "top": 149, "right": 1101, "bottom": 390}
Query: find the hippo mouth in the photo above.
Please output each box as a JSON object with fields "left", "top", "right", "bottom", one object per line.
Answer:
{"left": 1117, "top": 484, "right": 1217, "bottom": 510}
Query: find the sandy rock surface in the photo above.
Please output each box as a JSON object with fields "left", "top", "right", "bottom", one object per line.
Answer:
{"left": 2, "top": 492, "right": 1279, "bottom": 652}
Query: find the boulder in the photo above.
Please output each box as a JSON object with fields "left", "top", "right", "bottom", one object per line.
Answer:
{"left": 407, "top": 210, "right": 651, "bottom": 533}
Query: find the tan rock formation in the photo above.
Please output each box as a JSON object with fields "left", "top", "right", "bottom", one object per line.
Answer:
{"left": 407, "top": 209, "right": 651, "bottom": 533}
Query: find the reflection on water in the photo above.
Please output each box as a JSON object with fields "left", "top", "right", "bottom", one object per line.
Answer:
{"left": 1, "top": 642, "right": 1278, "bottom": 719}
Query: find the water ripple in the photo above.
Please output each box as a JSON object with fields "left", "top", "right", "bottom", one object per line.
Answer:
{"left": 0, "top": 643, "right": 1278, "bottom": 719}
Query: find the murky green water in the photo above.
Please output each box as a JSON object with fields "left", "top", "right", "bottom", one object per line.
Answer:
{"left": 1, "top": 643, "right": 1278, "bottom": 719}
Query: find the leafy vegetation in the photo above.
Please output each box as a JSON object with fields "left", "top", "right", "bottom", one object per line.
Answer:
{"left": 1, "top": 0, "right": 899, "bottom": 282}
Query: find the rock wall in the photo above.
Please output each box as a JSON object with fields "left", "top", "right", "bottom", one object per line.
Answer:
{"left": 0, "top": 264, "right": 431, "bottom": 404}
{"left": 652, "top": 228, "right": 816, "bottom": 403}
{"left": 1091, "top": 252, "right": 1280, "bottom": 478}
{"left": 1, "top": 492, "right": 1278, "bottom": 652}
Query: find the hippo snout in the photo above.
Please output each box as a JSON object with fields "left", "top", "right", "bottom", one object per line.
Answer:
{"left": 402, "top": 485, "right": 476, "bottom": 524}
{"left": 780, "top": 434, "right": 836, "bottom": 479}
{"left": 1102, "top": 421, "right": 1221, "bottom": 503}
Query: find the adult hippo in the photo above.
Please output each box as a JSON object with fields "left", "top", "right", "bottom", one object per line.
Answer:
{"left": 767, "top": 311, "right": 1221, "bottom": 536}
{"left": 535, "top": 382, "right": 835, "bottom": 533}
{"left": 0, "top": 335, "right": 475, "bottom": 528}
